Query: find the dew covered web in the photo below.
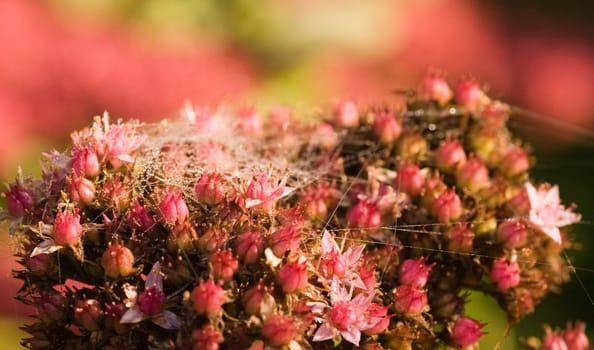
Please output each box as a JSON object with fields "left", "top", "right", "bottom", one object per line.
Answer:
{"left": 129, "top": 99, "right": 594, "bottom": 343}
{"left": 5, "top": 89, "right": 594, "bottom": 349}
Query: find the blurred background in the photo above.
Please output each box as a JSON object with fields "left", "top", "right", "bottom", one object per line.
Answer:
{"left": 0, "top": 0, "right": 593, "bottom": 348}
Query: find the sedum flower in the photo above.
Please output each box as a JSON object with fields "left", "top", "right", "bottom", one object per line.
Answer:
{"left": 563, "top": 321, "right": 590, "bottom": 350}
{"left": 399, "top": 257, "right": 432, "bottom": 289}
{"left": 5, "top": 180, "right": 36, "bottom": 218}
{"left": 104, "top": 121, "right": 146, "bottom": 169}
{"left": 419, "top": 73, "right": 453, "bottom": 106}
{"left": 52, "top": 208, "right": 84, "bottom": 246}
{"left": 497, "top": 219, "right": 529, "bottom": 249}
{"left": 277, "top": 258, "right": 309, "bottom": 293}
{"left": 434, "top": 139, "right": 467, "bottom": 173}
{"left": 158, "top": 188, "right": 189, "bottom": 225}
{"left": 208, "top": 249, "right": 239, "bottom": 283}
{"left": 312, "top": 280, "right": 381, "bottom": 347}
{"left": 525, "top": 182, "right": 581, "bottom": 245}
{"left": 192, "top": 324, "right": 224, "bottom": 350}
{"left": 393, "top": 285, "right": 428, "bottom": 316}
{"left": 490, "top": 258, "right": 521, "bottom": 291}
{"left": 451, "top": 317, "right": 485, "bottom": 347}
{"left": 70, "top": 147, "right": 101, "bottom": 178}
{"left": 318, "top": 231, "right": 366, "bottom": 290}
{"left": 101, "top": 242, "right": 135, "bottom": 279}
{"left": 261, "top": 314, "right": 298, "bottom": 347}
{"left": 333, "top": 100, "right": 359, "bottom": 128}
{"left": 120, "top": 262, "right": 181, "bottom": 329}
{"left": 73, "top": 298, "right": 104, "bottom": 331}
{"left": 191, "top": 279, "right": 227, "bottom": 316}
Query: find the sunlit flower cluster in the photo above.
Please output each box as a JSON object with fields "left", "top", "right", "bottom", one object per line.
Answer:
{"left": 2, "top": 75, "right": 586, "bottom": 349}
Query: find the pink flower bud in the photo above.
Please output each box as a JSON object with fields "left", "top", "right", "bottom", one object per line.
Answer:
{"left": 158, "top": 189, "right": 189, "bottom": 225}
{"left": 5, "top": 182, "right": 36, "bottom": 218}
{"left": 347, "top": 199, "right": 381, "bottom": 231}
{"left": 299, "top": 182, "right": 337, "bottom": 220}
{"left": 66, "top": 174, "right": 95, "bottom": 206}
{"left": 564, "top": 322, "right": 590, "bottom": 350}
{"left": 192, "top": 324, "right": 224, "bottom": 350}
{"left": 195, "top": 173, "right": 226, "bottom": 205}
{"left": 421, "top": 174, "right": 447, "bottom": 210}
{"left": 105, "top": 303, "right": 127, "bottom": 334}
{"left": 399, "top": 258, "right": 432, "bottom": 288}
{"left": 445, "top": 222, "right": 474, "bottom": 253}
{"left": 456, "top": 157, "right": 489, "bottom": 192}
{"left": 235, "top": 230, "right": 264, "bottom": 264}
{"left": 25, "top": 253, "right": 56, "bottom": 276}
{"left": 270, "top": 225, "right": 301, "bottom": 257}
{"left": 363, "top": 303, "right": 391, "bottom": 335}
{"left": 198, "top": 228, "right": 229, "bottom": 254}
{"left": 333, "top": 100, "right": 359, "bottom": 128}
{"left": 434, "top": 140, "right": 467, "bottom": 173}
{"left": 497, "top": 219, "right": 528, "bottom": 249}
{"left": 101, "top": 243, "right": 135, "bottom": 279}
{"left": 209, "top": 249, "right": 239, "bottom": 282}
{"left": 542, "top": 331, "right": 569, "bottom": 350}
{"left": 454, "top": 79, "right": 490, "bottom": 110}
{"left": 74, "top": 299, "right": 104, "bottom": 331}
{"left": 138, "top": 287, "right": 167, "bottom": 316}
{"left": 490, "top": 258, "right": 520, "bottom": 291}
{"left": 35, "top": 292, "right": 67, "bottom": 323}
{"left": 242, "top": 282, "right": 273, "bottom": 316}
{"left": 452, "top": 317, "right": 485, "bottom": 347}
{"left": 167, "top": 221, "right": 198, "bottom": 251}
{"left": 277, "top": 259, "right": 308, "bottom": 293}
{"left": 53, "top": 208, "right": 84, "bottom": 246}
{"left": 127, "top": 202, "right": 156, "bottom": 233}
{"left": 500, "top": 146, "right": 530, "bottom": 178}
{"left": 261, "top": 314, "right": 298, "bottom": 347}
{"left": 479, "top": 102, "right": 509, "bottom": 129}
{"left": 191, "top": 280, "right": 226, "bottom": 316}
{"left": 71, "top": 147, "right": 101, "bottom": 178}
{"left": 419, "top": 73, "right": 453, "bottom": 105}
{"left": 373, "top": 112, "right": 402, "bottom": 144}
{"left": 394, "top": 164, "right": 425, "bottom": 196}
{"left": 100, "top": 176, "right": 131, "bottom": 212}
{"left": 431, "top": 190, "right": 463, "bottom": 223}
{"left": 313, "top": 123, "right": 339, "bottom": 150}
{"left": 393, "top": 285, "right": 428, "bottom": 316}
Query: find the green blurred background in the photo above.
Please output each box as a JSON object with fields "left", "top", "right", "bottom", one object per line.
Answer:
{"left": 0, "top": 0, "right": 592, "bottom": 348}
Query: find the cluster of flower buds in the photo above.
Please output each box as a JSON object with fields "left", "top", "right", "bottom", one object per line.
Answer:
{"left": 2, "top": 74, "right": 587, "bottom": 349}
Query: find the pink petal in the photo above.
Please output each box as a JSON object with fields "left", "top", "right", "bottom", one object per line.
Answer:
{"left": 341, "top": 328, "right": 361, "bottom": 346}
{"left": 153, "top": 310, "right": 181, "bottom": 329}
{"left": 343, "top": 245, "right": 365, "bottom": 266}
{"left": 321, "top": 231, "right": 340, "bottom": 254}
{"left": 541, "top": 226, "right": 562, "bottom": 245}
{"left": 120, "top": 305, "right": 143, "bottom": 323}
{"left": 313, "top": 323, "right": 339, "bottom": 342}
{"left": 145, "top": 262, "right": 163, "bottom": 291}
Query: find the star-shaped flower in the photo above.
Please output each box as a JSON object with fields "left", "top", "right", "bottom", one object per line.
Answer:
{"left": 525, "top": 182, "right": 581, "bottom": 244}
{"left": 311, "top": 280, "right": 384, "bottom": 346}
{"left": 120, "top": 262, "right": 181, "bottom": 329}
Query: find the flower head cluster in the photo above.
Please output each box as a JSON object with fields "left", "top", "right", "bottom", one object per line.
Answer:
{"left": 3, "top": 74, "right": 586, "bottom": 349}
